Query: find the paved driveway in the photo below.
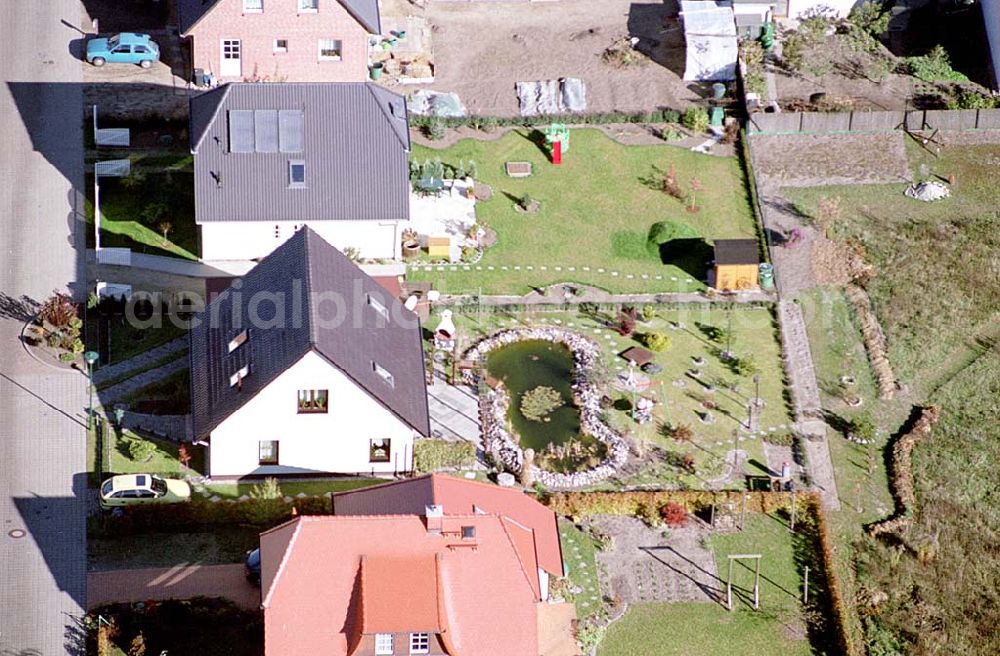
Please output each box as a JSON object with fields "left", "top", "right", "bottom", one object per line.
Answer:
{"left": 88, "top": 564, "right": 261, "bottom": 611}
{"left": 0, "top": 0, "right": 89, "bottom": 653}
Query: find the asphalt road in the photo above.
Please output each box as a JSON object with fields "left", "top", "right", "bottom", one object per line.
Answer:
{"left": 0, "top": 1, "right": 89, "bottom": 653}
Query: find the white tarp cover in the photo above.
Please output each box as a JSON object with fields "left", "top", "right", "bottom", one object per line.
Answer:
{"left": 407, "top": 90, "right": 467, "bottom": 117}
{"left": 904, "top": 181, "right": 950, "bottom": 202}
{"left": 680, "top": 1, "right": 738, "bottom": 81}
{"left": 516, "top": 78, "right": 587, "bottom": 116}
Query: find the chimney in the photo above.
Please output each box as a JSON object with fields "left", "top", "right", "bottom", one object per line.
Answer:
{"left": 425, "top": 504, "right": 443, "bottom": 534}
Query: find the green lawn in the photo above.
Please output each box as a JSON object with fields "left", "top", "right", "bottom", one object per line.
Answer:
{"left": 88, "top": 526, "right": 260, "bottom": 571}
{"left": 600, "top": 514, "right": 816, "bottom": 656}
{"left": 410, "top": 129, "right": 758, "bottom": 294}
{"left": 785, "top": 143, "right": 1000, "bottom": 390}
{"left": 557, "top": 520, "right": 604, "bottom": 622}
{"left": 86, "top": 168, "right": 198, "bottom": 260}
{"left": 444, "top": 304, "right": 792, "bottom": 487}
{"left": 205, "top": 477, "right": 383, "bottom": 499}
{"left": 91, "top": 599, "right": 261, "bottom": 656}
{"left": 109, "top": 429, "right": 206, "bottom": 476}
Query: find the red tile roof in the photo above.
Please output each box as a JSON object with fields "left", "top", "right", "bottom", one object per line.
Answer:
{"left": 333, "top": 474, "right": 564, "bottom": 577}
{"left": 261, "top": 515, "right": 539, "bottom": 656}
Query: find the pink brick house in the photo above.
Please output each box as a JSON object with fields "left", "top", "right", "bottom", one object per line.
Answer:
{"left": 178, "top": 0, "right": 380, "bottom": 83}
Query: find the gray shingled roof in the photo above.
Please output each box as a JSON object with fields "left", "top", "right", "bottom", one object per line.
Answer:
{"left": 178, "top": 0, "right": 381, "bottom": 36}
{"left": 189, "top": 227, "right": 430, "bottom": 439}
{"left": 190, "top": 82, "right": 410, "bottom": 223}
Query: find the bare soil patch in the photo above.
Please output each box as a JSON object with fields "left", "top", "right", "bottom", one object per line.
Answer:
{"left": 585, "top": 515, "right": 722, "bottom": 604}
{"left": 381, "top": 0, "right": 705, "bottom": 116}
{"left": 749, "top": 132, "right": 910, "bottom": 187}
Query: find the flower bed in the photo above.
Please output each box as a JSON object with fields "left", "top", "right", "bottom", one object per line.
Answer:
{"left": 463, "top": 327, "right": 628, "bottom": 488}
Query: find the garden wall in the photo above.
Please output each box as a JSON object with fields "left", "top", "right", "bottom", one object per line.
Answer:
{"left": 747, "top": 108, "right": 1000, "bottom": 135}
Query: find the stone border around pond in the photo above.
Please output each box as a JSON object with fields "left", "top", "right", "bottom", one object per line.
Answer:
{"left": 463, "top": 327, "right": 628, "bottom": 489}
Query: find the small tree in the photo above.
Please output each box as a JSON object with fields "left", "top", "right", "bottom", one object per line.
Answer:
{"left": 616, "top": 306, "right": 638, "bottom": 337}
{"left": 127, "top": 438, "right": 156, "bottom": 463}
{"left": 687, "top": 177, "right": 703, "bottom": 213}
{"left": 454, "top": 159, "right": 467, "bottom": 180}
{"left": 178, "top": 443, "right": 192, "bottom": 469}
{"left": 158, "top": 221, "right": 173, "bottom": 246}
{"left": 732, "top": 354, "right": 758, "bottom": 377}
{"left": 521, "top": 386, "right": 563, "bottom": 421}
{"left": 662, "top": 163, "right": 683, "bottom": 199}
{"left": 642, "top": 332, "right": 672, "bottom": 352}
{"left": 425, "top": 118, "right": 446, "bottom": 141}
{"left": 849, "top": 414, "right": 877, "bottom": 442}
{"left": 249, "top": 477, "right": 283, "bottom": 500}
{"left": 641, "top": 305, "right": 657, "bottom": 322}
{"left": 466, "top": 159, "right": 478, "bottom": 179}
{"left": 127, "top": 631, "right": 147, "bottom": 656}
{"left": 668, "top": 423, "right": 694, "bottom": 442}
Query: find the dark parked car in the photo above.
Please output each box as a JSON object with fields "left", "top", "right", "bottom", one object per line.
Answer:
{"left": 245, "top": 548, "right": 261, "bottom": 586}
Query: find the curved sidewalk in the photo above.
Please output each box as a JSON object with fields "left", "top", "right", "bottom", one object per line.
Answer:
{"left": 87, "top": 564, "right": 260, "bottom": 611}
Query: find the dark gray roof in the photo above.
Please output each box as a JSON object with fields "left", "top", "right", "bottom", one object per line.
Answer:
{"left": 189, "top": 227, "right": 430, "bottom": 438}
{"left": 190, "top": 83, "right": 410, "bottom": 223}
{"left": 713, "top": 239, "right": 760, "bottom": 265}
{"left": 178, "top": 0, "right": 381, "bottom": 35}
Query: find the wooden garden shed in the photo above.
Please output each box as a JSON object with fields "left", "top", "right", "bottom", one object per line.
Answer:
{"left": 713, "top": 239, "right": 760, "bottom": 291}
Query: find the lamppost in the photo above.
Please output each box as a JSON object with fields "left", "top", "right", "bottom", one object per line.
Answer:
{"left": 84, "top": 350, "right": 99, "bottom": 430}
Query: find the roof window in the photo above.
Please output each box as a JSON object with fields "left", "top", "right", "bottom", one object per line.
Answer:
{"left": 367, "top": 294, "right": 388, "bottom": 321}
{"left": 289, "top": 160, "right": 306, "bottom": 188}
{"left": 230, "top": 364, "right": 250, "bottom": 388}
{"left": 372, "top": 362, "right": 394, "bottom": 388}
{"left": 227, "top": 329, "right": 248, "bottom": 353}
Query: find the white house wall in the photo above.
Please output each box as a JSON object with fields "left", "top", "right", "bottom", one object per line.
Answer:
{"left": 209, "top": 350, "right": 416, "bottom": 477}
{"left": 200, "top": 220, "right": 402, "bottom": 262}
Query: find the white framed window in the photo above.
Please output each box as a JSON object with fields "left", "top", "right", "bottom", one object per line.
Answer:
{"left": 367, "top": 294, "right": 388, "bottom": 320}
{"left": 372, "top": 362, "right": 394, "bottom": 387}
{"left": 318, "top": 38, "right": 342, "bottom": 61}
{"left": 299, "top": 0, "right": 318, "bottom": 13}
{"left": 374, "top": 633, "right": 393, "bottom": 655}
{"left": 227, "top": 329, "right": 248, "bottom": 353}
{"left": 243, "top": 0, "right": 263, "bottom": 12}
{"left": 274, "top": 39, "right": 288, "bottom": 53}
{"left": 409, "top": 633, "right": 429, "bottom": 654}
{"left": 229, "top": 364, "right": 250, "bottom": 387}
{"left": 288, "top": 160, "right": 306, "bottom": 188}
{"left": 259, "top": 440, "right": 278, "bottom": 465}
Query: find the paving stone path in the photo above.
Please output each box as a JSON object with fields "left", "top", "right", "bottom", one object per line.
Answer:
{"left": 94, "top": 336, "right": 188, "bottom": 386}
{"left": 97, "top": 358, "right": 188, "bottom": 406}
{"left": 427, "top": 379, "right": 482, "bottom": 444}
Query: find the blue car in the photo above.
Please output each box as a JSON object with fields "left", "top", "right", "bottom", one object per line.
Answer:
{"left": 86, "top": 33, "right": 160, "bottom": 68}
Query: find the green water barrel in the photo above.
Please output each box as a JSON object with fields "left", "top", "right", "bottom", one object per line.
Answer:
{"left": 759, "top": 263, "right": 774, "bottom": 289}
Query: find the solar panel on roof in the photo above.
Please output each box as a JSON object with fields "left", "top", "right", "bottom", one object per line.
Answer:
{"left": 228, "top": 110, "right": 254, "bottom": 153}
{"left": 254, "top": 110, "right": 279, "bottom": 153}
{"left": 278, "top": 110, "right": 304, "bottom": 153}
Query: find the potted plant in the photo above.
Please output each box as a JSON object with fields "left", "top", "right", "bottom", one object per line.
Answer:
{"left": 401, "top": 228, "right": 421, "bottom": 260}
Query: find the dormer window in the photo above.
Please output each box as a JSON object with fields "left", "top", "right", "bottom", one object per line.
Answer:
{"left": 229, "top": 365, "right": 250, "bottom": 388}
{"left": 367, "top": 294, "right": 388, "bottom": 321}
{"left": 372, "top": 362, "right": 394, "bottom": 387}
{"left": 228, "top": 329, "right": 248, "bottom": 353}
{"left": 288, "top": 160, "right": 306, "bottom": 188}
{"left": 410, "top": 633, "right": 430, "bottom": 654}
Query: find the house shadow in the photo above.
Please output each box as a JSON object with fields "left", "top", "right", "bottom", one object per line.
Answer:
{"left": 11, "top": 473, "right": 90, "bottom": 610}
{"left": 80, "top": 0, "right": 172, "bottom": 33}
{"left": 627, "top": 2, "right": 687, "bottom": 78}
{"left": 658, "top": 238, "right": 712, "bottom": 280}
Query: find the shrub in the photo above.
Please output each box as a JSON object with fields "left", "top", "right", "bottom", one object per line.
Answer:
{"left": 905, "top": 45, "right": 968, "bottom": 82}
{"left": 424, "top": 118, "right": 446, "bottom": 140}
{"left": 731, "top": 354, "right": 758, "bottom": 376}
{"left": 126, "top": 438, "right": 156, "bottom": 462}
{"left": 681, "top": 107, "right": 709, "bottom": 133}
{"left": 646, "top": 221, "right": 699, "bottom": 257}
{"left": 667, "top": 423, "right": 694, "bottom": 442}
{"left": 521, "top": 386, "right": 563, "bottom": 421}
{"left": 849, "top": 0, "right": 890, "bottom": 36}
{"left": 781, "top": 33, "right": 807, "bottom": 71}
{"left": 413, "top": 439, "right": 476, "bottom": 472}
{"left": 763, "top": 431, "right": 795, "bottom": 447}
{"left": 518, "top": 194, "right": 536, "bottom": 210}
{"left": 660, "top": 501, "right": 688, "bottom": 527}
{"left": 641, "top": 305, "right": 657, "bottom": 322}
{"left": 946, "top": 88, "right": 997, "bottom": 109}
{"left": 127, "top": 631, "right": 146, "bottom": 656}
{"left": 248, "top": 477, "right": 283, "bottom": 500}
{"left": 849, "top": 414, "right": 877, "bottom": 441}
{"left": 642, "top": 332, "right": 672, "bottom": 352}
{"left": 39, "top": 292, "right": 76, "bottom": 328}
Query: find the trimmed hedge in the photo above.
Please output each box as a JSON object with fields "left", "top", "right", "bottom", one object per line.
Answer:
{"left": 804, "top": 494, "right": 857, "bottom": 656}
{"left": 408, "top": 109, "right": 682, "bottom": 131}
{"left": 738, "top": 127, "right": 771, "bottom": 265}
{"left": 94, "top": 496, "right": 331, "bottom": 536}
